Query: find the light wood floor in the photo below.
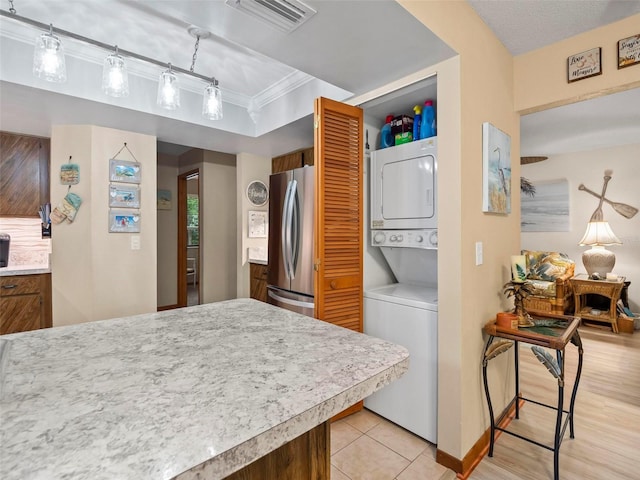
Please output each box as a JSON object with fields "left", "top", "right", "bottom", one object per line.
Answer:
{"left": 470, "top": 326, "right": 640, "bottom": 480}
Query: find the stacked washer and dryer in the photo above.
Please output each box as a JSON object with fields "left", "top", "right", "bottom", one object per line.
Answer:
{"left": 364, "top": 137, "right": 438, "bottom": 443}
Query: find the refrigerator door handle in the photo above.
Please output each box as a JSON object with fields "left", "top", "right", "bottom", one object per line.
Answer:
{"left": 284, "top": 179, "right": 297, "bottom": 279}
{"left": 281, "top": 180, "right": 294, "bottom": 279}
{"left": 290, "top": 180, "right": 300, "bottom": 276}
{"left": 268, "top": 289, "right": 315, "bottom": 309}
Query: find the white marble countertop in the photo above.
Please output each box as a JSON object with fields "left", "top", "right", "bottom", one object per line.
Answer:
{"left": 0, "top": 299, "right": 408, "bottom": 480}
{"left": 0, "top": 265, "right": 51, "bottom": 276}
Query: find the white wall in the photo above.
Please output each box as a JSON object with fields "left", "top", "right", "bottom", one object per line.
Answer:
{"left": 157, "top": 154, "right": 178, "bottom": 307}
{"left": 235, "top": 152, "right": 271, "bottom": 298}
{"left": 51, "top": 125, "right": 157, "bottom": 326}
{"left": 521, "top": 143, "right": 640, "bottom": 311}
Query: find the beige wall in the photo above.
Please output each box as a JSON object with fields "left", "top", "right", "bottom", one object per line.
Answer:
{"left": 51, "top": 125, "right": 157, "bottom": 326}
{"left": 400, "top": 0, "right": 520, "bottom": 460}
{"left": 235, "top": 152, "right": 271, "bottom": 298}
{"left": 521, "top": 143, "right": 640, "bottom": 310}
{"left": 157, "top": 154, "right": 178, "bottom": 307}
{"left": 515, "top": 14, "right": 640, "bottom": 114}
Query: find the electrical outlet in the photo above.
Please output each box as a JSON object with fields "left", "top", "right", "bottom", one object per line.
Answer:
{"left": 475, "top": 241, "right": 483, "bottom": 265}
{"left": 131, "top": 236, "right": 141, "bottom": 250}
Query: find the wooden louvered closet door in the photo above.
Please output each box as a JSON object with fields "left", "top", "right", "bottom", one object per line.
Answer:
{"left": 313, "top": 97, "right": 364, "bottom": 332}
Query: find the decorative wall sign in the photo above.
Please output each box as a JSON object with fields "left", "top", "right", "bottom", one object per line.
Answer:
{"left": 618, "top": 33, "right": 640, "bottom": 69}
{"left": 109, "top": 184, "right": 140, "bottom": 208}
{"left": 109, "top": 158, "right": 141, "bottom": 184}
{"left": 482, "top": 122, "right": 512, "bottom": 214}
{"left": 567, "top": 47, "right": 602, "bottom": 83}
{"left": 247, "top": 180, "right": 268, "bottom": 206}
{"left": 109, "top": 210, "right": 140, "bottom": 233}
{"left": 157, "top": 189, "right": 172, "bottom": 210}
{"left": 60, "top": 163, "right": 80, "bottom": 185}
{"left": 248, "top": 210, "right": 268, "bottom": 238}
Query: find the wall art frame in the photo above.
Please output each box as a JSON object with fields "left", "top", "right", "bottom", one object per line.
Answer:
{"left": 109, "top": 210, "right": 140, "bottom": 233}
{"left": 246, "top": 180, "right": 268, "bottom": 207}
{"left": 157, "top": 189, "right": 172, "bottom": 210}
{"left": 248, "top": 210, "right": 268, "bottom": 238}
{"left": 109, "top": 184, "right": 140, "bottom": 208}
{"left": 567, "top": 47, "right": 602, "bottom": 83}
{"left": 482, "top": 122, "right": 512, "bottom": 215}
{"left": 109, "top": 158, "right": 141, "bottom": 184}
{"left": 618, "top": 33, "right": 640, "bottom": 69}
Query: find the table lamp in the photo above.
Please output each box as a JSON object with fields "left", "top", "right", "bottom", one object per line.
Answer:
{"left": 578, "top": 220, "right": 621, "bottom": 276}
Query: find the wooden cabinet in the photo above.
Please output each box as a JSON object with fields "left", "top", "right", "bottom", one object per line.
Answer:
{"left": 0, "top": 274, "right": 52, "bottom": 335}
{"left": 0, "top": 132, "right": 50, "bottom": 217}
{"left": 249, "top": 263, "right": 268, "bottom": 303}
{"left": 272, "top": 147, "right": 314, "bottom": 173}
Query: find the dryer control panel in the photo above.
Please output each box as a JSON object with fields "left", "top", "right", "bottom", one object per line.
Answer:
{"left": 371, "top": 229, "right": 438, "bottom": 249}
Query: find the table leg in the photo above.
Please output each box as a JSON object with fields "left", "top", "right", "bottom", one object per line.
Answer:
{"left": 482, "top": 336, "right": 496, "bottom": 457}
{"left": 553, "top": 349, "right": 565, "bottom": 480}
{"left": 569, "top": 331, "right": 584, "bottom": 438}
{"left": 514, "top": 340, "right": 520, "bottom": 419}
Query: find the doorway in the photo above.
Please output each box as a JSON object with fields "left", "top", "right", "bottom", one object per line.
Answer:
{"left": 178, "top": 169, "right": 200, "bottom": 307}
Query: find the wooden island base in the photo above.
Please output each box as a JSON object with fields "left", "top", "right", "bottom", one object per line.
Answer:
{"left": 224, "top": 421, "right": 329, "bottom": 480}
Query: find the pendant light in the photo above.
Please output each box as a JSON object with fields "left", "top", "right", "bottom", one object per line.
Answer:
{"left": 157, "top": 64, "right": 180, "bottom": 110}
{"left": 102, "top": 46, "right": 129, "bottom": 97}
{"left": 33, "top": 24, "right": 66, "bottom": 83}
{"left": 202, "top": 78, "right": 223, "bottom": 120}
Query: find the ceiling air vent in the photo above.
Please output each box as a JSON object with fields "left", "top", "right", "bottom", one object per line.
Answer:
{"left": 226, "top": 0, "right": 317, "bottom": 33}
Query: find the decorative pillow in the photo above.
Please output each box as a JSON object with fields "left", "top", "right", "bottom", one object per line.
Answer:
{"left": 526, "top": 278, "right": 557, "bottom": 297}
{"left": 522, "top": 250, "right": 574, "bottom": 282}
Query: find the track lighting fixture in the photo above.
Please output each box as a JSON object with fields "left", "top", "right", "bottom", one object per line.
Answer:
{"left": 2, "top": 7, "right": 222, "bottom": 120}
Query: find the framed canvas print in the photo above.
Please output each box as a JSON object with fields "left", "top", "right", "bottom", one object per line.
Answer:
{"left": 482, "top": 122, "right": 512, "bottom": 214}
{"left": 157, "top": 189, "right": 172, "bottom": 210}
{"left": 521, "top": 179, "right": 570, "bottom": 232}
{"left": 109, "top": 159, "right": 141, "bottom": 184}
{"left": 109, "top": 184, "right": 140, "bottom": 208}
{"left": 109, "top": 210, "right": 140, "bottom": 233}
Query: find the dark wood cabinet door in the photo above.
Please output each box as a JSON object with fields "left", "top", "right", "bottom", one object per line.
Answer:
{"left": 272, "top": 151, "right": 302, "bottom": 174}
{"left": 0, "top": 132, "right": 50, "bottom": 216}
{"left": 302, "top": 147, "right": 315, "bottom": 167}
{"left": 0, "top": 294, "right": 42, "bottom": 334}
{"left": 249, "top": 263, "right": 268, "bottom": 303}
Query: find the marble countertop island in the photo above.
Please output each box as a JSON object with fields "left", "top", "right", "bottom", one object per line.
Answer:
{"left": 0, "top": 299, "right": 408, "bottom": 480}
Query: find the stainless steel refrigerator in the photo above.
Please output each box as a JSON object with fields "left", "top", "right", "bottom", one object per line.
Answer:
{"left": 267, "top": 166, "right": 315, "bottom": 317}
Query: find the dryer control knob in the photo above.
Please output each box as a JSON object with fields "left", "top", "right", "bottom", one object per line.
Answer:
{"left": 397, "top": 234, "right": 404, "bottom": 242}
{"left": 429, "top": 230, "right": 438, "bottom": 247}
{"left": 373, "top": 232, "right": 386, "bottom": 244}
{"left": 415, "top": 235, "right": 424, "bottom": 243}
{"left": 390, "top": 235, "right": 397, "bottom": 241}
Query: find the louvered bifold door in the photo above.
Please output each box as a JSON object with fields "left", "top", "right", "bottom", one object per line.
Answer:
{"left": 313, "top": 97, "right": 364, "bottom": 333}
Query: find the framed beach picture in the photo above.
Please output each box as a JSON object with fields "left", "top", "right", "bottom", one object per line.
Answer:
{"left": 521, "top": 179, "right": 570, "bottom": 232}
{"left": 157, "top": 189, "right": 172, "bottom": 210}
{"left": 109, "top": 184, "right": 140, "bottom": 208}
{"left": 109, "top": 159, "right": 141, "bottom": 184}
{"left": 482, "top": 122, "right": 512, "bottom": 214}
{"left": 109, "top": 210, "right": 141, "bottom": 233}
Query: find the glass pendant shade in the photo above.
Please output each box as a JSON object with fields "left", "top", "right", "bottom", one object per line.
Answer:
{"left": 102, "top": 52, "right": 129, "bottom": 97}
{"left": 157, "top": 67, "right": 180, "bottom": 110}
{"left": 202, "top": 80, "right": 223, "bottom": 120}
{"left": 33, "top": 31, "right": 66, "bottom": 83}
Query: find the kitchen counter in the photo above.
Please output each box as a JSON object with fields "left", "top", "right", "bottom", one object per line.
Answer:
{"left": 0, "top": 299, "right": 408, "bottom": 480}
{"left": 0, "top": 265, "right": 51, "bottom": 276}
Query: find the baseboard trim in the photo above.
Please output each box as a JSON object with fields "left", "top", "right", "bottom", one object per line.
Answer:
{"left": 436, "top": 397, "right": 524, "bottom": 479}
{"left": 157, "top": 304, "right": 179, "bottom": 311}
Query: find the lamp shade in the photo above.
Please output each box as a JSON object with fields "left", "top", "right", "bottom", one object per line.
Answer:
{"left": 157, "top": 67, "right": 180, "bottom": 110}
{"left": 102, "top": 52, "right": 129, "bottom": 97}
{"left": 202, "top": 79, "right": 223, "bottom": 120}
{"left": 33, "top": 31, "right": 66, "bottom": 83}
{"left": 578, "top": 221, "right": 622, "bottom": 246}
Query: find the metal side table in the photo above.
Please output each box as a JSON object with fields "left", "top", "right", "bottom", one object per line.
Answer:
{"left": 482, "top": 314, "right": 583, "bottom": 480}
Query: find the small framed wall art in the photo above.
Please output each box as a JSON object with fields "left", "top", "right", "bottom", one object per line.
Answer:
{"left": 109, "top": 184, "right": 140, "bottom": 208}
{"left": 567, "top": 47, "right": 602, "bottom": 83}
{"left": 109, "top": 159, "right": 141, "bottom": 184}
{"left": 248, "top": 210, "right": 268, "bottom": 238}
{"left": 157, "top": 189, "right": 172, "bottom": 210}
{"left": 618, "top": 33, "right": 640, "bottom": 69}
{"left": 109, "top": 210, "right": 140, "bottom": 233}
{"left": 246, "top": 180, "right": 268, "bottom": 207}
{"left": 482, "top": 122, "right": 512, "bottom": 215}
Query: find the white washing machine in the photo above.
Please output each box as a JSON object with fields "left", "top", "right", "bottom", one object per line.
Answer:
{"left": 364, "top": 283, "right": 438, "bottom": 443}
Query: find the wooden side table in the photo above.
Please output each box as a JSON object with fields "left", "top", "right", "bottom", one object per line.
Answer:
{"left": 482, "top": 314, "right": 583, "bottom": 480}
{"left": 570, "top": 274, "right": 625, "bottom": 333}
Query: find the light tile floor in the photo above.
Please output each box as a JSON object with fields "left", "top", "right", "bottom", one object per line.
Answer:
{"left": 331, "top": 409, "right": 456, "bottom": 480}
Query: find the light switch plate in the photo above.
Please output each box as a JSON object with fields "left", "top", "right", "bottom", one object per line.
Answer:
{"left": 131, "top": 235, "right": 141, "bottom": 250}
{"left": 475, "top": 241, "right": 483, "bottom": 265}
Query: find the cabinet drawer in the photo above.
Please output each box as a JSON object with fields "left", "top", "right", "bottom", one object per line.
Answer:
{"left": 250, "top": 263, "right": 268, "bottom": 280}
{"left": 1, "top": 275, "right": 42, "bottom": 296}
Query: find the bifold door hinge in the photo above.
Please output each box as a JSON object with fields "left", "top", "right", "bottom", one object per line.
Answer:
{"left": 314, "top": 259, "right": 321, "bottom": 271}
